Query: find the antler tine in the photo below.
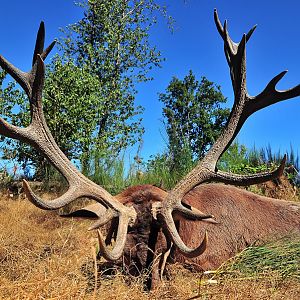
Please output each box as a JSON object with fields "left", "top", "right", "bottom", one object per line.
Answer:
{"left": 163, "top": 210, "right": 208, "bottom": 258}
{"left": 213, "top": 9, "right": 224, "bottom": 38}
{"left": 246, "top": 72, "right": 300, "bottom": 116}
{"left": 0, "top": 23, "right": 55, "bottom": 100}
{"left": 214, "top": 154, "right": 286, "bottom": 186}
{"left": 159, "top": 10, "right": 299, "bottom": 257}
{"left": 41, "top": 40, "right": 56, "bottom": 61}
{"left": 88, "top": 209, "right": 116, "bottom": 230}
{"left": 0, "top": 22, "right": 137, "bottom": 261}
{"left": 96, "top": 213, "right": 131, "bottom": 261}
{"left": 32, "top": 22, "right": 45, "bottom": 66}
{"left": 31, "top": 54, "right": 45, "bottom": 108}
{"left": 23, "top": 179, "right": 80, "bottom": 210}
{"left": 214, "top": 9, "right": 257, "bottom": 56}
{"left": 32, "top": 22, "right": 56, "bottom": 65}
{"left": 246, "top": 24, "right": 257, "bottom": 42}
{"left": 0, "top": 55, "right": 31, "bottom": 96}
{"left": 214, "top": 9, "right": 256, "bottom": 98}
{"left": 0, "top": 117, "right": 32, "bottom": 142}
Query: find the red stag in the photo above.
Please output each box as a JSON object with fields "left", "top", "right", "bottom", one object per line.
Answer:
{"left": 0, "top": 10, "right": 299, "bottom": 290}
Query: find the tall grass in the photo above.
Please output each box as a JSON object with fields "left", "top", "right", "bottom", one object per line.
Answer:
{"left": 82, "top": 151, "right": 180, "bottom": 194}
{"left": 79, "top": 141, "right": 300, "bottom": 195}
{"left": 80, "top": 140, "right": 197, "bottom": 194}
{"left": 248, "top": 143, "right": 299, "bottom": 171}
{"left": 84, "top": 153, "right": 128, "bottom": 195}
{"left": 218, "top": 141, "right": 300, "bottom": 182}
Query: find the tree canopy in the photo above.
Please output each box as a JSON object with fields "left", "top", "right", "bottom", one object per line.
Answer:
{"left": 0, "top": 0, "right": 170, "bottom": 179}
{"left": 159, "top": 70, "right": 230, "bottom": 172}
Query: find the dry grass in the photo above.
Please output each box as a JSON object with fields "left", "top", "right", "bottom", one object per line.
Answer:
{"left": 249, "top": 176, "right": 300, "bottom": 202}
{"left": 0, "top": 192, "right": 299, "bottom": 300}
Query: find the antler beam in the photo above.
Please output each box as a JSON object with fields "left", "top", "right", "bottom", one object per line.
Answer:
{"left": 158, "top": 9, "right": 300, "bottom": 256}
{"left": 0, "top": 22, "right": 137, "bottom": 261}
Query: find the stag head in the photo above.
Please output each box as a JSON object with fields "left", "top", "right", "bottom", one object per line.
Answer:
{"left": 0, "top": 10, "right": 299, "bottom": 272}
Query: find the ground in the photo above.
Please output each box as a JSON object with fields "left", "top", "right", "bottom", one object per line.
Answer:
{"left": 0, "top": 179, "right": 299, "bottom": 299}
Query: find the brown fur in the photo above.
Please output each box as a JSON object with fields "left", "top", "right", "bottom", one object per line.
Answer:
{"left": 110, "top": 185, "right": 168, "bottom": 284}
{"left": 71, "top": 182, "right": 299, "bottom": 289}
{"left": 110, "top": 183, "right": 300, "bottom": 277}
{"left": 177, "top": 183, "right": 300, "bottom": 270}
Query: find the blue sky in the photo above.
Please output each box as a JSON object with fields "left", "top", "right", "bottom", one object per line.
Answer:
{"left": 0, "top": 0, "right": 300, "bottom": 164}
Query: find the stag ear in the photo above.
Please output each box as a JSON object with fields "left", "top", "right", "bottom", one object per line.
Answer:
{"left": 59, "top": 203, "right": 107, "bottom": 219}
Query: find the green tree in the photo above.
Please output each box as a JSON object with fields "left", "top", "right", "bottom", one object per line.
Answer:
{"left": 59, "top": 0, "right": 170, "bottom": 173}
{"left": 159, "top": 70, "right": 230, "bottom": 173}
{"left": 0, "top": 0, "right": 170, "bottom": 179}
{"left": 217, "top": 141, "right": 250, "bottom": 174}
{"left": 0, "top": 70, "right": 28, "bottom": 171}
{"left": 0, "top": 59, "right": 105, "bottom": 179}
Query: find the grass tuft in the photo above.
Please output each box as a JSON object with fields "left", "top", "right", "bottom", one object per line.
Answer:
{"left": 214, "top": 236, "right": 300, "bottom": 281}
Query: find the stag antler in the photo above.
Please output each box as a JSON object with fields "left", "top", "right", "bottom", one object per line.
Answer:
{"left": 159, "top": 9, "right": 300, "bottom": 256}
{"left": 0, "top": 22, "right": 136, "bottom": 261}
{"left": 1, "top": 12, "right": 299, "bottom": 263}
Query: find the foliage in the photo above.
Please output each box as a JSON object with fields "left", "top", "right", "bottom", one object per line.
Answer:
{"left": 83, "top": 149, "right": 128, "bottom": 195}
{"left": 219, "top": 141, "right": 300, "bottom": 185}
{"left": 145, "top": 143, "right": 196, "bottom": 189}
{"left": 59, "top": 0, "right": 171, "bottom": 173}
{"left": 83, "top": 150, "right": 178, "bottom": 194}
{"left": 159, "top": 70, "right": 230, "bottom": 173}
{"left": 0, "top": 70, "right": 30, "bottom": 173}
{"left": 44, "top": 57, "right": 100, "bottom": 160}
{"left": 0, "top": 61, "right": 101, "bottom": 179}
{"left": 0, "top": 0, "right": 171, "bottom": 180}
{"left": 218, "top": 141, "right": 272, "bottom": 174}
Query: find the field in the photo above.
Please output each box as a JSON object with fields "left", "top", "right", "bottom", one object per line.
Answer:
{"left": 0, "top": 185, "right": 299, "bottom": 300}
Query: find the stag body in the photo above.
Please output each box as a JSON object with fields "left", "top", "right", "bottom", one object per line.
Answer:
{"left": 177, "top": 183, "right": 300, "bottom": 270}
{"left": 89, "top": 183, "right": 299, "bottom": 280}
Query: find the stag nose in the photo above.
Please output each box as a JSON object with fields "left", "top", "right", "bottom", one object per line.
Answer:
{"left": 151, "top": 201, "right": 162, "bottom": 220}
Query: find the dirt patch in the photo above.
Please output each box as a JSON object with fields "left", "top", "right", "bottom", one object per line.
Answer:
{"left": 251, "top": 176, "right": 299, "bottom": 202}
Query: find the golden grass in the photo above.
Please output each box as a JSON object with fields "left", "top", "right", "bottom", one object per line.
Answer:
{"left": 0, "top": 193, "right": 299, "bottom": 300}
